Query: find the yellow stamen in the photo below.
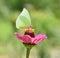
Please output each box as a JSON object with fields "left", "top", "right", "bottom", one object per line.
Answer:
{"left": 25, "top": 28, "right": 34, "bottom": 32}
{"left": 32, "top": 29, "right": 34, "bottom": 32}
{"left": 25, "top": 28, "right": 28, "bottom": 31}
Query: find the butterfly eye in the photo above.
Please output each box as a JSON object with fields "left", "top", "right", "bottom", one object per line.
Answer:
{"left": 28, "top": 25, "right": 32, "bottom": 28}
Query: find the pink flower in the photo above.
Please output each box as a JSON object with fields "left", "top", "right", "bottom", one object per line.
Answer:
{"left": 15, "top": 28, "right": 47, "bottom": 45}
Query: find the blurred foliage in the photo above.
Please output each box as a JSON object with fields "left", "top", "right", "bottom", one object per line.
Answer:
{"left": 1, "top": 0, "right": 60, "bottom": 18}
{"left": 0, "top": 0, "right": 60, "bottom": 58}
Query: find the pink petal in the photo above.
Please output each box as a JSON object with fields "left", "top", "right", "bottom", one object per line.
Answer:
{"left": 15, "top": 32, "right": 23, "bottom": 39}
{"left": 15, "top": 32, "right": 24, "bottom": 42}
{"left": 15, "top": 32, "right": 33, "bottom": 44}
{"left": 33, "top": 34, "right": 47, "bottom": 44}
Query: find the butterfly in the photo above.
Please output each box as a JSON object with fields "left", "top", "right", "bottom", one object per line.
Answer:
{"left": 16, "top": 8, "right": 32, "bottom": 29}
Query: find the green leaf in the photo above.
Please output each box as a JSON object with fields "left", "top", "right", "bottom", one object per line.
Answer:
{"left": 16, "top": 8, "right": 31, "bottom": 29}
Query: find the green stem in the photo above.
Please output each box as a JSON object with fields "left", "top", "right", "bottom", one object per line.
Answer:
{"left": 26, "top": 48, "right": 31, "bottom": 58}
{"left": 24, "top": 44, "right": 35, "bottom": 58}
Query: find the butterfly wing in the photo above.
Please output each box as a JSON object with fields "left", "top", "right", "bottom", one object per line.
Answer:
{"left": 16, "top": 8, "right": 31, "bottom": 29}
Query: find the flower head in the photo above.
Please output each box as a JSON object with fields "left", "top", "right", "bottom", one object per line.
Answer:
{"left": 15, "top": 28, "right": 47, "bottom": 45}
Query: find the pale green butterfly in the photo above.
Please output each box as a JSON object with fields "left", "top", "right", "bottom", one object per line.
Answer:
{"left": 16, "top": 8, "right": 32, "bottom": 29}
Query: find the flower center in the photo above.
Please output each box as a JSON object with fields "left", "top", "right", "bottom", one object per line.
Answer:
{"left": 24, "top": 28, "right": 35, "bottom": 37}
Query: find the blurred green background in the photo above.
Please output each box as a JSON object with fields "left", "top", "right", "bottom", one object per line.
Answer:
{"left": 0, "top": 0, "right": 60, "bottom": 58}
